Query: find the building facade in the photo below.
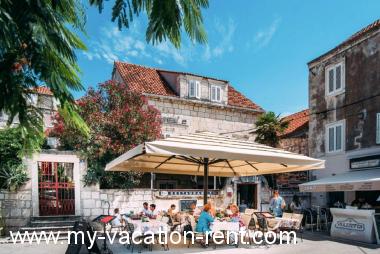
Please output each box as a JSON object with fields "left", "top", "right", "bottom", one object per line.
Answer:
{"left": 308, "top": 19, "right": 380, "bottom": 207}
{"left": 278, "top": 109, "right": 310, "bottom": 206}
{"left": 112, "top": 62, "right": 265, "bottom": 209}
{"left": 0, "top": 63, "right": 266, "bottom": 232}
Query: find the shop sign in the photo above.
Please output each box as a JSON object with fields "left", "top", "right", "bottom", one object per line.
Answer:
{"left": 335, "top": 218, "right": 365, "bottom": 231}
{"left": 158, "top": 190, "right": 219, "bottom": 196}
{"left": 350, "top": 155, "right": 380, "bottom": 170}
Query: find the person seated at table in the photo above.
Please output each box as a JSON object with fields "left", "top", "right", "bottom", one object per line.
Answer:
{"left": 239, "top": 200, "right": 248, "bottom": 213}
{"left": 190, "top": 202, "right": 202, "bottom": 217}
{"left": 290, "top": 194, "right": 303, "bottom": 213}
{"left": 195, "top": 204, "right": 214, "bottom": 233}
{"left": 167, "top": 204, "right": 176, "bottom": 216}
{"left": 269, "top": 189, "right": 286, "bottom": 217}
{"left": 207, "top": 200, "right": 216, "bottom": 217}
{"left": 225, "top": 203, "right": 233, "bottom": 216}
{"left": 140, "top": 202, "right": 150, "bottom": 216}
{"left": 111, "top": 208, "right": 124, "bottom": 227}
{"left": 229, "top": 204, "right": 245, "bottom": 227}
{"left": 146, "top": 204, "right": 158, "bottom": 219}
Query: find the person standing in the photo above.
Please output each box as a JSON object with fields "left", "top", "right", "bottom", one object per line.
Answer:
{"left": 269, "top": 189, "right": 286, "bottom": 217}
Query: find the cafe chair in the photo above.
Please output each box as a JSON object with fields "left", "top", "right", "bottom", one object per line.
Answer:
{"left": 256, "top": 216, "right": 278, "bottom": 246}
{"left": 244, "top": 208, "right": 256, "bottom": 215}
{"left": 282, "top": 212, "right": 293, "bottom": 219}
{"left": 303, "top": 208, "right": 317, "bottom": 232}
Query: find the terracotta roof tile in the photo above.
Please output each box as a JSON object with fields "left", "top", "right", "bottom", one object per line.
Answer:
{"left": 280, "top": 109, "right": 310, "bottom": 137}
{"left": 114, "top": 61, "right": 263, "bottom": 111}
{"left": 114, "top": 62, "right": 176, "bottom": 96}
{"left": 227, "top": 86, "right": 263, "bottom": 110}
{"left": 309, "top": 19, "right": 380, "bottom": 64}
{"left": 32, "top": 86, "right": 53, "bottom": 95}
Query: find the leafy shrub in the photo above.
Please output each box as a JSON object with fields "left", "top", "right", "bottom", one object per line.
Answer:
{"left": 0, "top": 128, "right": 29, "bottom": 190}
{"left": 0, "top": 163, "right": 29, "bottom": 191}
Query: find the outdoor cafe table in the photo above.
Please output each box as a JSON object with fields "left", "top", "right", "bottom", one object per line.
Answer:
{"left": 211, "top": 221, "right": 240, "bottom": 232}
{"left": 267, "top": 217, "right": 299, "bottom": 230}
{"left": 126, "top": 218, "right": 169, "bottom": 234}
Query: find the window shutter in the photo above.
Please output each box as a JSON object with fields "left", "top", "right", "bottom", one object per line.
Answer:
{"left": 189, "top": 80, "right": 195, "bottom": 97}
{"left": 328, "top": 69, "right": 334, "bottom": 93}
{"left": 328, "top": 127, "right": 335, "bottom": 152}
{"left": 196, "top": 81, "right": 201, "bottom": 98}
{"left": 377, "top": 113, "right": 380, "bottom": 144}
{"left": 335, "top": 125, "right": 342, "bottom": 150}
{"left": 335, "top": 65, "right": 342, "bottom": 90}
{"left": 211, "top": 86, "right": 215, "bottom": 101}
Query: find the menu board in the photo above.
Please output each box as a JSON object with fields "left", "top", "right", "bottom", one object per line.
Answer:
{"left": 374, "top": 213, "right": 380, "bottom": 244}
{"left": 180, "top": 199, "right": 197, "bottom": 211}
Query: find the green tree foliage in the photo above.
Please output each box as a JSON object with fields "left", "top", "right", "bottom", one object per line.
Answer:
{"left": 50, "top": 81, "right": 162, "bottom": 189}
{"left": 0, "top": 0, "right": 89, "bottom": 154}
{"left": 89, "top": 0, "right": 209, "bottom": 48}
{"left": 254, "top": 112, "right": 289, "bottom": 147}
{"left": 0, "top": 128, "right": 29, "bottom": 190}
{"left": 0, "top": 0, "right": 208, "bottom": 154}
{"left": 254, "top": 112, "right": 289, "bottom": 188}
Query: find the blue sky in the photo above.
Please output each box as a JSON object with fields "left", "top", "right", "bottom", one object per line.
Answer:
{"left": 76, "top": 0, "right": 380, "bottom": 115}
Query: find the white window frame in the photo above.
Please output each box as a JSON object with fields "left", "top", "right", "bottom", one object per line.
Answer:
{"left": 188, "top": 80, "right": 200, "bottom": 99}
{"left": 325, "top": 120, "right": 345, "bottom": 154}
{"left": 210, "top": 85, "right": 222, "bottom": 102}
{"left": 376, "top": 113, "right": 380, "bottom": 144}
{"left": 325, "top": 61, "right": 345, "bottom": 96}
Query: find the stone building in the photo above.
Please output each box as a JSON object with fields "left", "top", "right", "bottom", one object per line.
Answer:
{"left": 277, "top": 109, "right": 310, "bottom": 206}
{"left": 0, "top": 62, "right": 265, "bottom": 232}
{"left": 111, "top": 62, "right": 265, "bottom": 209}
{"left": 306, "top": 19, "right": 380, "bottom": 207}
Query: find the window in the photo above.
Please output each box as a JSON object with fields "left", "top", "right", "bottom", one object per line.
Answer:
{"left": 325, "top": 61, "right": 345, "bottom": 96}
{"left": 210, "top": 85, "right": 221, "bottom": 102}
{"left": 188, "top": 80, "right": 200, "bottom": 98}
{"left": 326, "top": 121, "right": 345, "bottom": 153}
{"left": 157, "top": 180, "right": 177, "bottom": 189}
{"left": 377, "top": 113, "right": 380, "bottom": 144}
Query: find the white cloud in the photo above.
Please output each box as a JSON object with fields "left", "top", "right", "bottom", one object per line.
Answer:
{"left": 251, "top": 17, "right": 281, "bottom": 49}
{"left": 203, "top": 18, "right": 236, "bottom": 61}
{"left": 83, "top": 17, "right": 237, "bottom": 66}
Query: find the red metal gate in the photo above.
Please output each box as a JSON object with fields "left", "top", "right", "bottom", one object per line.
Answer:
{"left": 38, "top": 161, "right": 75, "bottom": 216}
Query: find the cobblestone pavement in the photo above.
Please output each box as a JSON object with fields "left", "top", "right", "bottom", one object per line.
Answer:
{"left": 0, "top": 232, "right": 379, "bottom": 254}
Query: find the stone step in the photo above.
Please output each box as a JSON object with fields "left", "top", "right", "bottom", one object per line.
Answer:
{"left": 19, "top": 225, "right": 73, "bottom": 232}
{"left": 30, "top": 220, "right": 77, "bottom": 227}
{"left": 30, "top": 215, "right": 81, "bottom": 222}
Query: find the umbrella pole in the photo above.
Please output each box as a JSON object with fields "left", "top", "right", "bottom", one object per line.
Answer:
{"left": 203, "top": 158, "right": 209, "bottom": 205}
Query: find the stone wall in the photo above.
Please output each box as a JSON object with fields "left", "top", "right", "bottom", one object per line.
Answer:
{"left": 0, "top": 188, "right": 32, "bottom": 233}
{"left": 80, "top": 184, "right": 226, "bottom": 220}
{"left": 147, "top": 95, "right": 259, "bottom": 137}
{"left": 279, "top": 137, "right": 308, "bottom": 156}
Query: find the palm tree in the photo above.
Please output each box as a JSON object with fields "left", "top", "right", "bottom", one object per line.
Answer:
{"left": 253, "top": 112, "right": 289, "bottom": 188}
{"left": 253, "top": 111, "right": 289, "bottom": 147}
{"left": 0, "top": 0, "right": 208, "bottom": 153}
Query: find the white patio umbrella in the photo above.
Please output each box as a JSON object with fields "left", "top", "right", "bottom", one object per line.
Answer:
{"left": 105, "top": 132, "right": 324, "bottom": 204}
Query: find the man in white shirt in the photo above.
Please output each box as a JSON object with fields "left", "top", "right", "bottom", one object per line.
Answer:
{"left": 147, "top": 204, "right": 158, "bottom": 219}
{"left": 140, "top": 202, "right": 149, "bottom": 216}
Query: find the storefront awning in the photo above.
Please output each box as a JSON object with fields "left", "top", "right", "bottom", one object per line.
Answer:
{"left": 299, "top": 169, "right": 380, "bottom": 192}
